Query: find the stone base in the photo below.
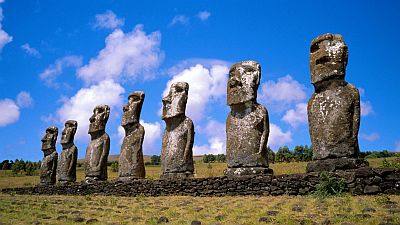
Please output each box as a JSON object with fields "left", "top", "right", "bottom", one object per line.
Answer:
{"left": 224, "top": 167, "right": 273, "bottom": 177}
{"left": 160, "top": 172, "right": 194, "bottom": 179}
{"left": 116, "top": 176, "right": 143, "bottom": 182}
{"left": 306, "top": 158, "right": 369, "bottom": 173}
{"left": 58, "top": 180, "right": 75, "bottom": 185}
{"left": 84, "top": 177, "right": 106, "bottom": 184}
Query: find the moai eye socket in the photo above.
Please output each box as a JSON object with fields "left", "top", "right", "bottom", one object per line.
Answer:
{"left": 310, "top": 42, "right": 320, "bottom": 53}
{"left": 131, "top": 95, "right": 140, "bottom": 101}
{"left": 175, "top": 86, "right": 184, "bottom": 93}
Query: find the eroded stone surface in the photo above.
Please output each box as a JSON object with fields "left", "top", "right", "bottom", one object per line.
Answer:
{"left": 161, "top": 82, "right": 194, "bottom": 179}
{"left": 40, "top": 126, "right": 58, "bottom": 185}
{"left": 118, "top": 91, "right": 146, "bottom": 180}
{"left": 58, "top": 120, "right": 78, "bottom": 183}
{"left": 308, "top": 34, "right": 361, "bottom": 161}
{"left": 225, "top": 60, "right": 270, "bottom": 176}
{"left": 84, "top": 105, "right": 110, "bottom": 182}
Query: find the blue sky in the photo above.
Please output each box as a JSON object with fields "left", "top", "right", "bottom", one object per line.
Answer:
{"left": 0, "top": 0, "right": 399, "bottom": 161}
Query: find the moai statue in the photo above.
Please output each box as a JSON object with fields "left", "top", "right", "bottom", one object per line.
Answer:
{"left": 118, "top": 91, "right": 146, "bottom": 180}
{"left": 160, "top": 82, "right": 194, "bottom": 179}
{"left": 225, "top": 60, "right": 272, "bottom": 177}
{"left": 58, "top": 120, "right": 78, "bottom": 184}
{"left": 306, "top": 33, "right": 367, "bottom": 172}
{"left": 40, "top": 126, "right": 58, "bottom": 185}
{"left": 84, "top": 105, "right": 110, "bottom": 182}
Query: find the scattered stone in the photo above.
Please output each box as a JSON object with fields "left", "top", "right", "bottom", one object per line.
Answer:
{"left": 159, "top": 207, "right": 169, "bottom": 211}
{"left": 362, "top": 207, "right": 376, "bottom": 213}
{"left": 37, "top": 214, "right": 51, "bottom": 219}
{"left": 71, "top": 211, "right": 82, "bottom": 216}
{"left": 266, "top": 210, "right": 279, "bottom": 216}
{"left": 56, "top": 215, "right": 68, "bottom": 220}
{"left": 32, "top": 222, "right": 41, "bottom": 225}
{"left": 192, "top": 206, "right": 203, "bottom": 212}
{"left": 259, "top": 217, "right": 272, "bottom": 223}
{"left": 388, "top": 208, "right": 400, "bottom": 214}
{"left": 321, "top": 218, "right": 331, "bottom": 225}
{"left": 86, "top": 218, "right": 99, "bottom": 224}
{"left": 384, "top": 204, "right": 398, "bottom": 209}
{"left": 157, "top": 216, "right": 169, "bottom": 223}
{"left": 117, "top": 205, "right": 128, "bottom": 209}
{"left": 354, "top": 214, "right": 372, "bottom": 219}
{"left": 57, "top": 210, "right": 70, "bottom": 214}
{"left": 191, "top": 221, "right": 201, "bottom": 225}
{"left": 215, "top": 215, "right": 224, "bottom": 221}
{"left": 292, "top": 205, "right": 303, "bottom": 212}
{"left": 73, "top": 217, "right": 86, "bottom": 223}
{"left": 131, "top": 216, "right": 142, "bottom": 222}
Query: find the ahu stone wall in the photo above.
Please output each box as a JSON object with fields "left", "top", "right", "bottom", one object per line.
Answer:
{"left": 2, "top": 168, "right": 399, "bottom": 197}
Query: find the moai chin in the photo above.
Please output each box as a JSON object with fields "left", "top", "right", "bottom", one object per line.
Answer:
{"left": 225, "top": 60, "right": 272, "bottom": 177}
{"left": 57, "top": 120, "right": 78, "bottom": 184}
{"left": 160, "top": 82, "right": 194, "bottom": 179}
{"left": 40, "top": 126, "right": 58, "bottom": 185}
{"left": 84, "top": 105, "right": 111, "bottom": 182}
{"left": 118, "top": 91, "right": 146, "bottom": 180}
{"left": 306, "top": 33, "right": 367, "bottom": 172}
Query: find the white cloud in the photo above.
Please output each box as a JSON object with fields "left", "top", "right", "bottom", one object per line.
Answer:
{"left": 260, "top": 75, "right": 307, "bottom": 111}
{"left": 268, "top": 123, "right": 292, "bottom": 150}
{"left": 141, "top": 120, "right": 162, "bottom": 154}
{"left": 169, "top": 15, "right": 189, "bottom": 26}
{"left": 282, "top": 103, "right": 308, "bottom": 128}
{"left": 194, "top": 119, "right": 226, "bottom": 155}
{"left": 21, "top": 43, "right": 40, "bottom": 57}
{"left": 0, "top": 99, "right": 19, "bottom": 127}
{"left": 39, "top": 55, "right": 83, "bottom": 88}
{"left": 93, "top": 10, "right": 124, "bottom": 30}
{"left": 162, "top": 63, "right": 228, "bottom": 122}
{"left": 77, "top": 25, "right": 163, "bottom": 84}
{"left": 0, "top": 1, "right": 12, "bottom": 52}
{"left": 197, "top": 11, "right": 211, "bottom": 21}
{"left": 360, "top": 133, "right": 380, "bottom": 142}
{"left": 56, "top": 79, "right": 125, "bottom": 140}
{"left": 361, "top": 100, "right": 373, "bottom": 116}
{"left": 16, "top": 91, "right": 33, "bottom": 108}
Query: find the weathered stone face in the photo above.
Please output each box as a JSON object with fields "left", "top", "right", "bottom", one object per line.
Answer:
{"left": 308, "top": 34, "right": 360, "bottom": 162}
{"left": 40, "top": 126, "right": 58, "bottom": 185}
{"left": 122, "top": 92, "right": 145, "bottom": 127}
{"left": 162, "top": 82, "right": 188, "bottom": 119}
{"left": 88, "top": 105, "right": 110, "bottom": 134}
{"left": 118, "top": 92, "right": 146, "bottom": 180}
{"left": 225, "top": 61, "right": 271, "bottom": 177}
{"left": 58, "top": 120, "right": 78, "bottom": 183}
{"left": 310, "top": 33, "right": 348, "bottom": 84}
{"left": 227, "top": 61, "right": 260, "bottom": 106}
{"left": 41, "top": 126, "right": 58, "bottom": 151}
{"left": 84, "top": 105, "right": 110, "bottom": 182}
{"left": 161, "top": 82, "right": 194, "bottom": 179}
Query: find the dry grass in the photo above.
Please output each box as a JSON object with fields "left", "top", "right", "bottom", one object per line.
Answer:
{"left": 0, "top": 193, "right": 399, "bottom": 224}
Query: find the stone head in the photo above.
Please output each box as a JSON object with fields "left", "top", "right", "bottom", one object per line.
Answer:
{"left": 88, "top": 105, "right": 110, "bottom": 133}
{"left": 41, "top": 126, "right": 58, "bottom": 152}
{"left": 60, "top": 120, "right": 78, "bottom": 145}
{"left": 162, "top": 82, "right": 189, "bottom": 120}
{"left": 122, "top": 91, "right": 145, "bottom": 127}
{"left": 227, "top": 60, "right": 261, "bottom": 106}
{"left": 310, "top": 33, "right": 348, "bottom": 84}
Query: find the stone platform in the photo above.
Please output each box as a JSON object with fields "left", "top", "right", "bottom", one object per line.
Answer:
{"left": 306, "top": 158, "right": 369, "bottom": 173}
{"left": 2, "top": 168, "right": 399, "bottom": 197}
{"left": 224, "top": 167, "right": 273, "bottom": 177}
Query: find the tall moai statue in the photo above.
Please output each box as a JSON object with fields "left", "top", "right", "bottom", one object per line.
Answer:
{"left": 118, "top": 92, "right": 146, "bottom": 180}
{"left": 58, "top": 120, "right": 78, "bottom": 184}
{"left": 225, "top": 60, "right": 272, "bottom": 177}
{"left": 306, "top": 33, "right": 368, "bottom": 172}
{"left": 40, "top": 126, "right": 58, "bottom": 185}
{"left": 161, "top": 82, "right": 194, "bottom": 179}
{"left": 84, "top": 105, "right": 111, "bottom": 182}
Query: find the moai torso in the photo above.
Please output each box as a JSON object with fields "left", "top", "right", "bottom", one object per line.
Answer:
{"left": 84, "top": 105, "right": 110, "bottom": 181}
{"left": 119, "top": 91, "right": 146, "bottom": 179}
{"left": 227, "top": 103, "right": 268, "bottom": 167}
{"left": 161, "top": 82, "right": 194, "bottom": 177}
{"left": 226, "top": 61, "right": 270, "bottom": 169}
{"left": 40, "top": 126, "right": 58, "bottom": 185}
{"left": 308, "top": 34, "right": 360, "bottom": 160}
{"left": 161, "top": 117, "right": 194, "bottom": 174}
{"left": 58, "top": 120, "right": 78, "bottom": 183}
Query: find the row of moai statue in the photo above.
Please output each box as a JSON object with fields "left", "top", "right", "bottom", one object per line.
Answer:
{"left": 39, "top": 33, "right": 367, "bottom": 185}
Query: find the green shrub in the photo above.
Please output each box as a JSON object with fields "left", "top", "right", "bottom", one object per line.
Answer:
{"left": 313, "top": 171, "right": 346, "bottom": 197}
{"left": 381, "top": 159, "right": 400, "bottom": 169}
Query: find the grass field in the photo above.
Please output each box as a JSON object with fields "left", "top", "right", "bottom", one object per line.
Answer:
{"left": 0, "top": 193, "right": 399, "bottom": 224}
{"left": 0, "top": 157, "right": 397, "bottom": 190}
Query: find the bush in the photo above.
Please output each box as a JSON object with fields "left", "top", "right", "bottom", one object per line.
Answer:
{"left": 313, "top": 172, "right": 346, "bottom": 197}
{"left": 110, "top": 161, "right": 118, "bottom": 172}
{"left": 381, "top": 159, "right": 400, "bottom": 169}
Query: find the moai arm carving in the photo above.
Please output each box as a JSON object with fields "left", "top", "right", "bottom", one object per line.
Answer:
{"left": 258, "top": 109, "right": 269, "bottom": 155}
{"left": 184, "top": 120, "right": 194, "bottom": 162}
{"left": 68, "top": 146, "right": 77, "bottom": 176}
{"left": 352, "top": 86, "right": 361, "bottom": 151}
{"left": 98, "top": 134, "right": 110, "bottom": 170}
